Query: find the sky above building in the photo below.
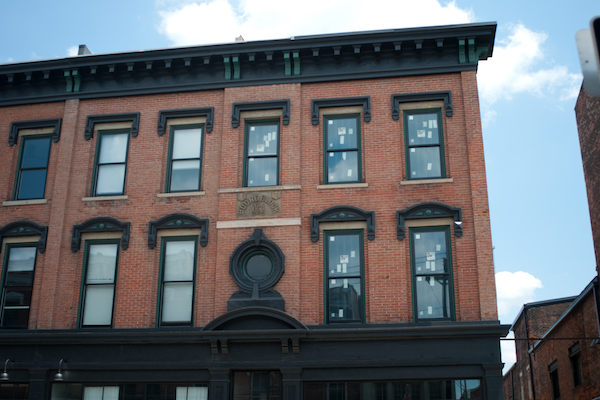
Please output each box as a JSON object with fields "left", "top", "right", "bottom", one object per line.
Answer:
{"left": 1, "top": 0, "right": 598, "bottom": 371}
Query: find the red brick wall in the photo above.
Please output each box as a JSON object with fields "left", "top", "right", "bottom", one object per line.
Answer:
{"left": 0, "top": 71, "right": 498, "bottom": 329}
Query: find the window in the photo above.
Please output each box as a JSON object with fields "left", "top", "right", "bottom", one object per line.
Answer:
{"left": 92, "top": 130, "right": 130, "bottom": 196}
{"left": 233, "top": 371, "right": 281, "bottom": 400}
{"left": 1, "top": 245, "right": 37, "bottom": 328}
{"left": 323, "top": 114, "right": 361, "bottom": 184}
{"left": 167, "top": 125, "right": 204, "bottom": 192}
{"left": 569, "top": 343, "right": 583, "bottom": 387}
{"left": 0, "top": 384, "right": 29, "bottom": 400}
{"left": 83, "top": 387, "right": 119, "bottom": 400}
{"left": 410, "top": 227, "right": 454, "bottom": 321}
{"left": 244, "top": 120, "right": 279, "bottom": 187}
{"left": 52, "top": 384, "right": 208, "bottom": 400}
{"left": 549, "top": 361, "right": 560, "bottom": 399}
{"left": 158, "top": 238, "right": 197, "bottom": 326}
{"left": 79, "top": 241, "right": 119, "bottom": 327}
{"left": 324, "top": 230, "right": 364, "bottom": 323}
{"left": 404, "top": 109, "right": 445, "bottom": 179}
{"left": 14, "top": 136, "right": 52, "bottom": 200}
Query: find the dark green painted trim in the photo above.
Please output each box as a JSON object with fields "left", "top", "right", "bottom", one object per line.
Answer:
{"left": 403, "top": 108, "right": 446, "bottom": 180}
{"left": 12, "top": 135, "right": 52, "bottom": 201}
{"left": 8, "top": 118, "right": 62, "bottom": 146}
{"left": 322, "top": 114, "right": 362, "bottom": 185}
{"left": 165, "top": 124, "right": 205, "bottom": 193}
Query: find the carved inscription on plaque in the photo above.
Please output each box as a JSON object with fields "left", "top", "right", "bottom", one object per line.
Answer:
{"left": 237, "top": 191, "right": 281, "bottom": 218}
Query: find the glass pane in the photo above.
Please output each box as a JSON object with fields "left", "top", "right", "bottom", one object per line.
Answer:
{"left": 7, "top": 247, "right": 36, "bottom": 271}
{"left": 413, "top": 231, "right": 448, "bottom": 274}
{"left": 162, "top": 282, "right": 193, "bottom": 323}
{"left": 164, "top": 241, "right": 195, "bottom": 281}
{"left": 103, "top": 387, "right": 119, "bottom": 400}
{"left": 409, "top": 147, "right": 441, "bottom": 179}
{"left": 172, "top": 128, "right": 202, "bottom": 159}
{"left": 87, "top": 244, "right": 118, "bottom": 284}
{"left": 21, "top": 137, "right": 51, "bottom": 169}
{"left": 328, "top": 277, "right": 362, "bottom": 321}
{"left": 1, "top": 308, "right": 30, "bottom": 328}
{"left": 245, "top": 254, "right": 272, "bottom": 282}
{"left": 246, "top": 157, "right": 277, "bottom": 187}
{"left": 326, "top": 117, "right": 358, "bottom": 150}
{"left": 18, "top": 169, "right": 47, "bottom": 200}
{"left": 327, "top": 151, "right": 358, "bottom": 183}
{"left": 415, "top": 276, "right": 451, "bottom": 319}
{"left": 247, "top": 123, "right": 278, "bottom": 157}
{"left": 84, "top": 387, "right": 103, "bottom": 400}
{"left": 98, "top": 133, "right": 128, "bottom": 164}
{"left": 170, "top": 160, "right": 200, "bottom": 192}
{"left": 407, "top": 112, "right": 440, "bottom": 145}
{"left": 186, "top": 387, "right": 207, "bottom": 400}
{"left": 327, "top": 234, "right": 361, "bottom": 277}
{"left": 82, "top": 285, "right": 115, "bottom": 326}
{"left": 96, "top": 164, "right": 126, "bottom": 195}
{"left": 3, "top": 287, "right": 32, "bottom": 306}
{"left": 454, "top": 379, "right": 482, "bottom": 400}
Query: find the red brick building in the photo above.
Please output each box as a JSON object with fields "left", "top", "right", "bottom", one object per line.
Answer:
{"left": 0, "top": 23, "right": 508, "bottom": 400}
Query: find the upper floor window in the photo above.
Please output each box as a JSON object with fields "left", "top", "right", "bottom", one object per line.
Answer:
{"left": 324, "top": 114, "right": 361, "bottom": 184}
{"left": 569, "top": 343, "right": 583, "bottom": 387}
{"left": 404, "top": 109, "right": 445, "bottom": 179}
{"left": 14, "top": 136, "right": 52, "bottom": 200}
{"left": 1, "top": 244, "right": 38, "bottom": 328}
{"left": 244, "top": 120, "right": 279, "bottom": 187}
{"left": 167, "top": 124, "right": 204, "bottom": 193}
{"left": 92, "top": 130, "right": 130, "bottom": 196}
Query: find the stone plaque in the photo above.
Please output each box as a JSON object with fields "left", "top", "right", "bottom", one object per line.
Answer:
{"left": 237, "top": 191, "right": 281, "bottom": 218}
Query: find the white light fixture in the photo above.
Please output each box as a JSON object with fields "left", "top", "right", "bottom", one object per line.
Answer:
{"left": 0, "top": 359, "right": 10, "bottom": 381}
{"left": 54, "top": 359, "right": 66, "bottom": 382}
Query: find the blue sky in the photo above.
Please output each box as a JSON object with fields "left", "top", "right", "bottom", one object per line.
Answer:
{"left": 2, "top": 0, "right": 598, "bottom": 370}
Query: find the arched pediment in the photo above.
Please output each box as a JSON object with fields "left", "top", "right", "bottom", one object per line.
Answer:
{"left": 71, "top": 217, "right": 130, "bottom": 252}
{"left": 203, "top": 307, "right": 307, "bottom": 332}
{"left": 310, "top": 205, "right": 375, "bottom": 242}
{"left": 396, "top": 202, "right": 462, "bottom": 240}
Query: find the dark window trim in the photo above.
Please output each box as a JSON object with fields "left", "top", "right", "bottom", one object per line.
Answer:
{"left": 391, "top": 91, "right": 453, "bottom": 120}
{"left": 157, "top": 108, "right": 214, "bottom": 135}
{"left": 71, "top": 217, "right": 130, "bottom": 252}
{"left": 569, "top": 342, "right": 583, "bottom": 387}
{"left": 13, "top": 135, "right": 53, "bottom": 201}
{"left": 78, "top": 239, "right": 120, "bottom": 329}
{"left": 403, "top": 108, "right": 446, "bottom": 180}
{"left": 157, "top": 236, "right": 198, "bottom": 327}
{"left": 1, "top": 242, "right": 39, "bottom": 329}
{"left": 165, "top": 123, "right": 205, "bottom": 193}
{"left": 324, "top": 229, "right": 365, "bottom": 324}
{"left": 323, "top": 114, "right": 362, "bottom": 184}
{"left": 0, "top": 221, "right": 48, "bottom": 254}
{"left": 243, "top": 118, "right": 280, "bottom": 187}
{"left": 148, "top": 213, "right": 209, "bottom": 249}
{"left": 409, "top": 225, "right": 455, "bottom": 322}
{"left": 231, "top": 100, "right": 290, "bottom": 128}
{"left": 84, "top": 113, "right": 140, "bottom": 140}
{"left": 8, "top": 118, "right": 62, "bottom": 146}
{"left": 310, "top": 205, "right": 375, "bottom": 243}
{"left": 91, "top": 129, "right": 131, "bottom": 197}
{"left": 311, "top": 97, "right": 371, "bottom": 125}
{"left": 396, "top": 202, "right": 462, "bottom": 240}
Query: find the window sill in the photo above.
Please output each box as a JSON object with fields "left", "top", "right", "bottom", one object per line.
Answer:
{"left": 400, "top": 178, "right": 453, "bottom": 185}
{"left": 316, "top": 183, "right": 368, "bottom": 189}
{"left": 82, "top": 195, "right": 129, "bottom": 202}
{"left": 2, "top": 199, "right": 48, "bottom": 206}
{"left": 218, "top": 185, "right": 301, "bottom": 194}
{"left": 157, "top": 191, "right": 205, "bottom": 198}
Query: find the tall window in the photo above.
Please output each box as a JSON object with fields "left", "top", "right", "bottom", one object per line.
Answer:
{"left": 79, "top": 241, "right": 119, "bottom": 327}
{"left": 324, "top": 114, "right": 361, "bottom": 184}
{"left": 167, "top": 125, "right": 204, "bottom": 192}
{"left": 244, "top": 120, "right": 279, "bottom": 187}
{"left": 52, "top": 384, "right": 208, "bottom": 400}
{"left": 569, "top": 343, "right": 583, "bottom": 387}
{"left": 324, "top": 231, "right": 364, "bottom": 323}
{"left": 233, "top": 371, "right": 281, "bottom": 400}
{"left": 549, "top": 361, "right": 560, "bottom": 400}
{"left": 93, "top": 130, "right": 130, "bottom": 196}
{"left": 158, "top": 238, "right": 197, "bottom": 326}
{"left": 1, "top": 245, "right": 37, "bottom": 328}
{"left": 14, "top": 136, "right": 52, "bottom": 200}
{"left": 410, "top": 227, "right": 454, "bottom": 321}
{"left": 404, "top": 109, "right": 445, "bottom": 179}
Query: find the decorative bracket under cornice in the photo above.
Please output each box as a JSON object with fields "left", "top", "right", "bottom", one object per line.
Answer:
{"left": 391, "top": 91, "right": 453, "bottom": 120}
{"left": 310, "top": 205, "right": 375, "bottom": 242}
{"left": 157, "top": 108, "right": 214, "bottom": 135}
{"left": 311, "top": 97, "right": 371, "bottom": 125}
{"left": 231, "top": 100, "right": 290, "bottom": 128}
{"left": 9, "top": 118, "right": 62, "bottom": 146}
{"left": 0, "top": 221, "right": 48, "bottom": 253}
{"left": 396, "top": 202, "right": 462, "bottom": 240}
{"left": 84, "top": 113, "right": 141, "bottom": 140}
{"left": 71, "top": 217, "right": 130, "bottom": 252}
{"left": 148, "top": 213, "right": 209, "bottom": 249}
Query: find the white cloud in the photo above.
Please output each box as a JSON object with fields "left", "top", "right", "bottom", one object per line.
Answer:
{"left": 501, "top": 332, "right": 516, "bottom": 374}
{"left": 67, "top": 46, "right": 79, "bottom": 57}
{"left": 495, "top": 270, "right": 543, "bottom": 322}
{"left": 157, "top": 0, "right": 474, "bottom": 46}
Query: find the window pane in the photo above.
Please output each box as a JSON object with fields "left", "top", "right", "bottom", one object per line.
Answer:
{"left": 18, "top": 169, "right": 48, "bottom": 200}
{"left": 7, "top": 247, "right": 36, "bottom": 272}
{"left": 162, "top": 282, "right": 193, "bottom": 323}
{"left": 103, "top": 387, "right": 119, "bottom": 400}
{"left": 170, "top": 160, "right": 200, "bottom": 192}
{"left": 87, "top": 244, "right": 118, "bottom": 284}
{"left": 412, "top": 231, "right": 448, "bottom": 274}
{"left": 164, "top": 241, "right": 195, "bottom": 281}
{"left": 247, "top": 124, "right": 278, "bottom": 157}
{"left": 96, "top": 164, "right": 126, "bottom": 195}
{"left": 244, "top": 254, "right": 272, "bottom": 282}
{"left": 326, "top": 118, "right": 358, "bottom": 150}
{"left": 82, "top": 285, "right": 115, "bottom": 326}
{"left": 407, "top": 113, "right": 440, "bottom": 145}
{"left": 172, "top": 128, "right": 202, "bottom": 159}
{"left": 84, "top": 387, "right": 103, "bottom": 400}
{"left": 409, "top": 147, "right": 441, "bottom": 179}
{"left": 4, "top": 287, "right": 33, "bottom": 306}
{"left": 328, "top": 235, "right": 361, "bottom": 277}
{"left": 247, "top": 157, "right": 277, "bottom": 187}
{"left": 328, "top": 277, "right": 362, "bottom": 321}
{"left": 185, "top": 387, "right": 207, "bottom": 400}
{"left": 98, "top": 133, "right": 128, "bottom": 164}
{"left": 415, "top": 276, "right": 451, "bottom": 319}
{"left": 21, "top": 137, "right": 51, "bottom": 169}
{"left": 327, "top": 151, "right": 358, "bottom": 183}
{"left": 1, "top": 308, "right": 30, "bottom": 328}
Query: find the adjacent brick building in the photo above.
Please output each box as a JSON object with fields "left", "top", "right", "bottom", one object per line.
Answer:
{"left": 0, "top": 23, "right": 508, "bottom": 400}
